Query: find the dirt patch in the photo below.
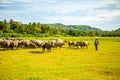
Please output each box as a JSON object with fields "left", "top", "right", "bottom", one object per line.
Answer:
{"left": 99, "top": 70, "right": 113, "bottom": 75}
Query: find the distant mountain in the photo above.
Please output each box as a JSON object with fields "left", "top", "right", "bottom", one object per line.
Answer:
{"left": 48, "top": 23, "right": 102, "bottom": 31}
{"left": 67, "top": 25, "right": 101, "bottom": 31}
{"left": 115, "top": 28, "right": 120, "bottom": 32}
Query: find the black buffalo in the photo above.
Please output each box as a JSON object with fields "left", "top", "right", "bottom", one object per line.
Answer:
{"left": 42, "top": 41, "right": 55, "bottom": 52}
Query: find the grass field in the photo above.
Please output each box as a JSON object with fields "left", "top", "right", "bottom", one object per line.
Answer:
{"left": 0, "top": 37, "right": 120, "bottom": 80}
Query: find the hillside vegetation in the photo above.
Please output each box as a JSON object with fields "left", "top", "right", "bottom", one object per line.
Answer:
{"left": 48, "top": 23, "right": 101, "bottom": 31}
{"left": 0, "top": 19, "right": 120, "bottom": 37}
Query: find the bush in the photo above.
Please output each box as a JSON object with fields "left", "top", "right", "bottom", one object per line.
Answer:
{"left": 2, "top": 33, "right": 23, "bottom": 37}
{"left": 53, "top": 34, "right": 63, "bottom": 37}
{"left": 23, "top": 34, "right": 34, "bottom": 37}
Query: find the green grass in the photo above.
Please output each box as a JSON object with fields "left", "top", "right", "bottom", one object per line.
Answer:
{"left": 0, "top": 37, "right": 120, "bottom": 80}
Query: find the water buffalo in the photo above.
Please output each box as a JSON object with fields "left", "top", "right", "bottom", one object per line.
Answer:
{"left": 20, "top": 40, "right": 37, "bottom": 48}
{"left": 0, "top": 39, "right": 19, "bottom": 49}
{"left": 28, "top": 41, "right": 37, "bottom": 48}
{"left": 30, "top": 40, "right": 43, "bottom": 48}
{"left": 9, "top": 40, "right": 18, "bottom": 49}
{"left": 75, "top": 41, "right": 89, "bottom": 49}
{"left": 0, "top": 39, "right": 2, "bottom": 48}
{"left": 82, "top": 41, "right": 89, "bottom": 49}
{"left": 42, "top": 41, "right": 55, "bottom": 52}
{"left": 68, "top": 41, "right": 75, "bottom": 47}
{"left": 1, "top": 40, "right": 11, "bottom": 49}
{"left": 50, "top": 38, "right": 67, "bottom": 48}
{"left": 21, "top": 40, "right": 30, "bottom": 48}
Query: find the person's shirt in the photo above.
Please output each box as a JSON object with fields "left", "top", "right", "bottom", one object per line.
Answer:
{"left": 94, "top": 39, "right": 99, "bottom": 45}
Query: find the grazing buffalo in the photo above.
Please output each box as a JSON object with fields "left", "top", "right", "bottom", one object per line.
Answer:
{"left": 50, "top": 38, "right": 67, "bottom": 48}
{"left": 31, "top": 40, "right": 43, "bottom": 48}
{"left": 68, "top": 41, "right": 75, "bottom": 47}
{"left": 29, "top": 41, "right": 37, "bottom": 48}
{"left": 82, "top": 41, "right": 89, "bottom": 49}
{"left": 75, "top": 41, "right": 89, "bottom": 49}
{"left": 1, "top": 40, "right": 11, "bottom": 49}
{"left": 21, "top": 40, "right": 37, "bottom": 48}
{"left": 42, "top": 41, "right": 55, "bottom": 52}
{"left": 0, "top": 39, "right": 3, "bottom": 48}
{"left": 9, "top": 40, "right": 18, "bottom": 49}
{"left": 0, "top": 38, "right": 38, "bottom": 49}
{"left": 21, "top": 40, "right": 30, "bottom": 48}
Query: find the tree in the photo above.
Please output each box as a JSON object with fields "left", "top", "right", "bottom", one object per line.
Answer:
{"left": 88, "top": 31, "right": 96, "bottom": 37}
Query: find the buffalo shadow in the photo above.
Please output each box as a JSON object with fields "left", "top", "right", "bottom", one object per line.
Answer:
{"left": 29, "top": 51, "right": 43, "bottom": 54}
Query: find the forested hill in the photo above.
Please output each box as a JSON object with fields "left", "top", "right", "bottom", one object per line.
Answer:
{"left": 48, "top": 23, "right": 101, "bottom": 31}
{"left": 0, "top": 19, "right": 120, "bottom": 37}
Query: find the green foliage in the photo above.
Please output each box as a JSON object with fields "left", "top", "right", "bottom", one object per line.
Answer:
{"left": 3, "top": 33, "right": 23, "bottom": 37}
{"left": 0, "top": 19, "right": 119, "bottom": 37}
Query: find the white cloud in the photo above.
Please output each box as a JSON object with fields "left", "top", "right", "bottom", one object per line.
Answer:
{"left": 0, "top": 0, "right": 32, "bottom": 3}
{"left": 99, "top": 0, "right": 120, "bottom": 7}
{"left": 12, "top": 0, "right": 32, "bottom": 3}
{"left": 96, "top": 10, "right": 120, "bottom": 19}
{"left": 43, "top": 16, "right": 110, "bottom": 25}
{"left": 0, "top": 0, "right": 13, "bottom": 3}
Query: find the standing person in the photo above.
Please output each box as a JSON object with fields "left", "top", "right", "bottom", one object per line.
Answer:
{"left": 94, "top": 38, "right": 99, "bottom": 51}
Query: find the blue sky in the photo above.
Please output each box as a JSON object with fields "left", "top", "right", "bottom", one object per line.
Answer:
{"left": 0, "top": 0, "right": 120, "bottom": 30}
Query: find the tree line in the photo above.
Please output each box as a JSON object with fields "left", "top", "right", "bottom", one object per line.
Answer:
{"left": 0, "top": 19, "right": 120, "bottom": 37}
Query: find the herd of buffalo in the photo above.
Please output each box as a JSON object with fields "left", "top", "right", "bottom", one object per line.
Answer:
{"left": 0, "top": 38, "right": 89, "bottom": 52}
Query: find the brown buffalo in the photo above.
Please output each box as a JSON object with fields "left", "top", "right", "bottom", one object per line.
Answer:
{"left": 75, "top": 41, "right": 89, "bottom": 49}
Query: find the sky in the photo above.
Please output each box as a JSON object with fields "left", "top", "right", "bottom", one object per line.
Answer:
{"left": 0, "top": 0, "right": 120, "bottom": 30}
